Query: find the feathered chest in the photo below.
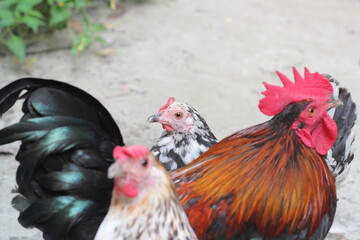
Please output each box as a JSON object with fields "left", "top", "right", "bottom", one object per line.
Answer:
{"left": 95, "top": 194, "right": 197, "bottom": 240}
{"left": 152, "top": 130, "right": 217, "bottom": 171}
{"left": 173, "top": 125, "right": 337, "bottom": 239}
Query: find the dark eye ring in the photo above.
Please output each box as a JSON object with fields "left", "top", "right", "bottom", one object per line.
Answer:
{"left": 141, "top": 159, "right": 148, "bottom": 167}
{"left": 175, "top": 112, "right": 183, "bottom": 119}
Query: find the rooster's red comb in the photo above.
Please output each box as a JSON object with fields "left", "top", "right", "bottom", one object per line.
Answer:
{"left": 159, "top": 97, "right": 175, "bottom": 111}
{"left": 113, "top": 145, "right": 150, "bottom": 162}
{"left": 259, "top": 67, "right": 333, "bottom": 116}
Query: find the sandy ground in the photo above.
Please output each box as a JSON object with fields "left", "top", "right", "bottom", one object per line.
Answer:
{"left": 0, "top": 0, "right": 360, "bottom": 239}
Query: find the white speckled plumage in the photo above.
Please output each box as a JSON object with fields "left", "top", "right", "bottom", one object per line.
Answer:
{"left": 150, "top": 100, "right": 217, "bottom": 171}
{"left": 95, "top": 150, "right": 197, "bottom": 240}
{"left": 323, "top": 74, "right": 357, "bottom": 186}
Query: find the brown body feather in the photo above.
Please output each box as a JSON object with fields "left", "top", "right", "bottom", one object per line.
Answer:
{"left": 171, "top": 104, "right": 337, "bottom": 239}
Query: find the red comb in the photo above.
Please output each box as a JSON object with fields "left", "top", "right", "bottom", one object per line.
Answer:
{"left": 259, "top": 67, "right": 333, "bottom": 116}
{"left": 159, "top": 97, "right": 175, "bottom": 111}
{"left": 113, "top": 145, "right": 150, "bottom": 162}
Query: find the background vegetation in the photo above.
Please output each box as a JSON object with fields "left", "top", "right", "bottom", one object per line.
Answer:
{"left": 0, "top": 0, "right": 139, "bottom": 61}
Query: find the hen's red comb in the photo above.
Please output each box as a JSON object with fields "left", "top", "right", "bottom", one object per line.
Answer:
{"left": 159, "top": 97, "right": 175, "bottom": 111}
{"left": 113, "top": 145, "right": 150, "bottom": 162}
{"left": 259, "top": 67, "right": 333, "bottom": 116}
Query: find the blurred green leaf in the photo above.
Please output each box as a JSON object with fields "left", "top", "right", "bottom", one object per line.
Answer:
{"left": 54, "top": 0, "right": 75, "bottom": 8}
{"left": 16, "top": 0, "right": 42, "bottom": 13}
{"left": 92, "top": 23, "right": 106, "bottom": 32}
{"left": 0, "top": 9, "right": 15, "bottom": 28}
{"left": 49, "top": 6, "right": 71, "bottom": 26}
{"left": 71, "top": 34, "right": 91, "bottom": 54}
{"left": 22, "top": 15, "right": 45, "bottom": 32}
{"left": 75, "top": 0, "right": 88, "bottom": 9}
{"left": 94, "top": 37, "right": 107, "bottom": 45}
{"left": 6, "top": 35, "right": 26, "bottom": 60}
{"left": 0, "top": 0, "right": 17, "bottom": 8}
{"left": 28, "top": 10, "right": 45, "bottom": 19}
{"left": 2, "top": 0, "right": 115, "bottom": 60}
{"left": 82, "top": 11, "right": 90, "bottom": 25}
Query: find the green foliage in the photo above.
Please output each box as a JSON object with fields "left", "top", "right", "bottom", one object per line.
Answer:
{"left": 6, "top": 34, "right": 26, "bottom": 60}
{"left": 71, "top": 13, "right": 107, "bottom": 55}
{"left": 0, "top": 0, "right": 108, "bottom": 61}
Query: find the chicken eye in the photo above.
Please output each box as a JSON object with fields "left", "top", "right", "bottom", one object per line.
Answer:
{"left": 307, "top": 107, "right": 316, "bottom": 117}
{"left": 174, "top": 112, "right": 183, "bottom": 119}
{"left": 141, "top": 159, "right": 148, "bottom": 167}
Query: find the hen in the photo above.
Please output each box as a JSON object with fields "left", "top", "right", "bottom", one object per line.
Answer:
{"left": 94, "top": 145, "right": 197, "bottom": 240}
{"left": 148, "top": 97, "right": 217, "bottom": 171}
{"left": 171, "top": 67, "right": 354, "bottom": 239}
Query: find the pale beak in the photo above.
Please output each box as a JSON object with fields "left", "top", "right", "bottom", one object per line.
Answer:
{"left": 147, "top": 114, "right": 160, "bottom": 123}
{"left": 328, "top": 98, "right": 343, "bottom": 110}
{"left": 107, "top": 161, "right": 123, "bottom": 179}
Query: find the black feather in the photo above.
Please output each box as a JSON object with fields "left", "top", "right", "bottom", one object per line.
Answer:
{"left": 0, "top": 78, "right": 125, "bottom": 240}
{"left": 71, "top": 149, "right": 112, "bottom": 170}
{"left": 12, "top": 195, "right": 31, "bottom": 212}
{"left": 0, "top": 78, "right": 123, "bottom": 144}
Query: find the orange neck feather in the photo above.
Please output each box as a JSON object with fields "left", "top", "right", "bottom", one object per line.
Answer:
{"left": 172, "top": 123, "right": 336, "bottom": 238}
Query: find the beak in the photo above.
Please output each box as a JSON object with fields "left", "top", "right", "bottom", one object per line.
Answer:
{"left": 107, "top": 161, "right": 123, "bottom": 179}
{"left": 328, "top": 98, "right": 343, "bottom": 110}
{"left": 147, "top": 114, "right": 160, "bottom": 123}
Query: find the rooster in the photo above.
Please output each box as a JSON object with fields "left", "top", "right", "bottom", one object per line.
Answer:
{"left": 171, "top": 67, "right": 354, "bottom": 239}
{"left": 0, "top": 68, "right": 355, "bottom": 239}
{"left": 0, "top": 79, "right": 124, "bottom": 240}
{"left": 94, "top": 145, "right": 197, "bottom": 240}
{"left": 147, "top": 97, "right": 217, "bottom": 171}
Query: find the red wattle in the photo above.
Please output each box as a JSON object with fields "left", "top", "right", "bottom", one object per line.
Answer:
{"left": 122, "top": 178, "right": 139, "bottom": 198}
{"left": 292, "top": 114, "right": 337, "bottom": 155}
{"left": 312, "top": 114, "right": 338, "bottom": 155}
{"left": 162, "top": 124, "right": 173, "bottom": 132}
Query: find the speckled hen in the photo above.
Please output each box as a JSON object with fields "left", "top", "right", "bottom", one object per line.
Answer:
{"left": 148, "top": 97, "right": 217, "bottom": 171}
{"left": 95, "top": 145, "right": 197, "bottom": 240}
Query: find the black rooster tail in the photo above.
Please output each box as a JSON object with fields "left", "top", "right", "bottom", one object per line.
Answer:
{"left": 323, "top": 74, "right": 357, "bottom": 185}
{"left": 0, "top": 78, "right": 125, "bottom": 240}
{"left": 0, "top": 78, "right": 123, "bottom": 143}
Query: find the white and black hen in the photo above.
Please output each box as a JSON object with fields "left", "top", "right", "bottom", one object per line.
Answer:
{"left": 148, "top": 97, "right": 218, "bottom": 171}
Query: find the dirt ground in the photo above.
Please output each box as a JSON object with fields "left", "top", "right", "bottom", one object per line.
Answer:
{"left": 0, "top": 0, "right": 360, "bottom": 239}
